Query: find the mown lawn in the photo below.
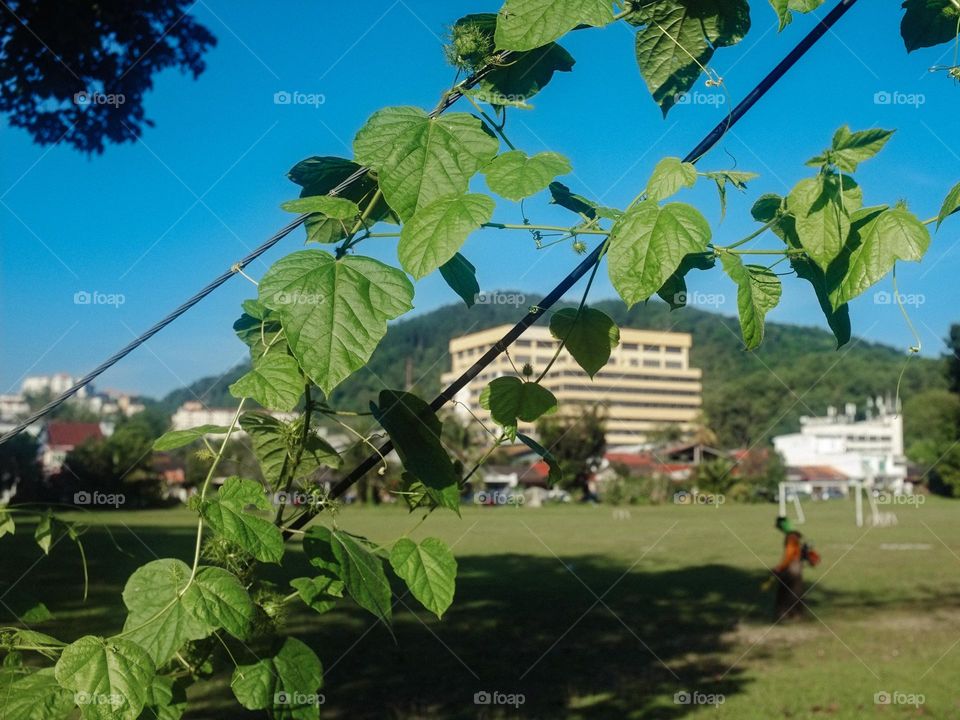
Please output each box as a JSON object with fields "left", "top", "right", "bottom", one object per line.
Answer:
{"left": 3, "top": 499, "right": 959, "bottom": 719}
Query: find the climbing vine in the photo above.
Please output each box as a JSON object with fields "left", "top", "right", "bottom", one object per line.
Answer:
{"left": 2, "top": 1, "right": 960, "bottom": 718}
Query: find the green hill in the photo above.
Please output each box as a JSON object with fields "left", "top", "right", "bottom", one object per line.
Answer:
{"left": 163, "top": 297, "right": 948, "bottom": 448}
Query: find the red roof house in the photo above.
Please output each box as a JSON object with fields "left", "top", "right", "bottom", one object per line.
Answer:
{"left": 41, "top": 422, "right": 104, "bottom": 475}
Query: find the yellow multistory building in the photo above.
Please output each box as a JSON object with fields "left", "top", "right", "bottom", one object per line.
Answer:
{"left": 441, "top": 324, "right": 703, "bottom": 446}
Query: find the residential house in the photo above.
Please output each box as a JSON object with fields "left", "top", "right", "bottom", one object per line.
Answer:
{"left": 39, "top": 421, "right": 107, "bottom": 476}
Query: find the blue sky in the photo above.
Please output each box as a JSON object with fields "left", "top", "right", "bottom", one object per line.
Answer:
{"left": 2, "top": 1, "right": 958, "bottom": 398}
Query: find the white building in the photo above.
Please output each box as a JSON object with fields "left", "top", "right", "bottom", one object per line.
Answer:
{"left": 171, "top": 402, "right": 298, "bottom": 434}
{"left": 85, "top": 392, "right": 146, "bottom": 418}
{"left": 22, "top": 373, "right": 87, "bottom": 398}
{"left": 773, "top": 397, "right": 907, "bottom": 493}
{"left": 0, "top": 394, "right": 29, "bottom": 421}
{"left": 171, "top": 402, "right": 244, "bottom": 431}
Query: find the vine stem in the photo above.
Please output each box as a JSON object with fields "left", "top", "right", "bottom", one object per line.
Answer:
{"left": 339, "top": 189, "right": 385, "bottom": 256}
{"left": 328, "top": 415, "right": 390, "bottom": 475}
{"left": 187, "top": 399, "right": 246, "bottom": 585}
{"left": 535, "top": 233, "right": 580, "bottom": 250}
{"left": 461, "top": 434, "right": 508, "bottom": 486}
{"left": 284, "top": 0, "right": 865, "bottom": 539}
{"left": 723, "top": 248, "right": 802, "bottom": 256}
{"left": 317, "top": 406, "right": 373, "bottom": 417}
{"left": 401, "top": 511, "right": 432, "bottom": 539}
{"left": 464, "top": 93, "right": 517, "bottom": 150}
{"left": 451, "top": 399, "right": 499, "bottom": 441}
{"left": 483, "top": 222, "right": 608, "bottom": 235}
{"left": 75, "top": 536, "right": 89, "bottom": 601}
{"left": 111, "top": 409, "right": 248, "bottom": 649}
{"left": 535, "top": 239, "right": 607, "bottom": 383}
{"left": 720, "top": 218, "right": 778, "bottom": 250}
{"left": 892, "top": 265, "right": 922, "bottom": 414}
{"left": 353, "top": 189, "right": 383, "bottom": 234}
{"left": 275, "top": 384, "right": 313, "bottom": 525}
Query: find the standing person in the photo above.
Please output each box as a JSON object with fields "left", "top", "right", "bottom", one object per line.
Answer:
{"left": 769, "top": 516, "right": 819, "bottom": 620}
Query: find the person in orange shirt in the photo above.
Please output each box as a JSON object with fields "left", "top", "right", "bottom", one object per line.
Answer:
{"left": 769, "top": 516, "right": 820, "bottom": 620}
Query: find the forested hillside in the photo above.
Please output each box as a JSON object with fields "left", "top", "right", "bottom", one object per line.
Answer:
{"left": 162, "top": 296, "right": 948, "bottom": 448}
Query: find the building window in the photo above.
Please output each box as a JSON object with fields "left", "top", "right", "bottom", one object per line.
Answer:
{"left": 643, "top": 359, "right": 661, "bottom": 368}
{"left": 643, "top": 344, "right": 661, "bottom": 352}
{"left": 665, "top": 360, "right": 682, "bottom": 369}
{"left": 665, "top": 346, "right": 682, "bottom": 354}
{"left": 623, "top": 343, "right": 639, "bottom": 351}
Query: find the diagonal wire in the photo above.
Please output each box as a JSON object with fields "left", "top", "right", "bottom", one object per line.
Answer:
{"left": 284, "top": 0, "right": 862, "bottom": 536}
{"left": 1, "top": 0, "right": 860, "bottom": 458}
{"left": 0, "top": 45, "right": 520, "bottom": 446}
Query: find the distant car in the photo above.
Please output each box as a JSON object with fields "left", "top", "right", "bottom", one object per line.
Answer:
{"left": 820, "top": 488, "right": 845, "bottom": 500}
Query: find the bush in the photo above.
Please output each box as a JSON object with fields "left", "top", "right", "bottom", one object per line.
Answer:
{"left": 602, "top": 474, "right": 669, "bottom": 505}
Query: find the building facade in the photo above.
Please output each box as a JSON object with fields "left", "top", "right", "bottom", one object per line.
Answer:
{"left": 39, "top": 421, "right": 107, "bottom": 476}
{"left": 171, "top": 402, "right": 246, "bottom": 430}
{"left": 0, "top": 395, "right": 29, "bottom": 421}
{"left": 22, "top": 373, "right": 87, "bottom": 398}
{"left": 773, "top": 398, "right": 907, "bottom": 491}
{"left": 442, "top": 325, "right": 703, "bottom": 446}
{"left": 171, "top": 402, "right": 299, "bottom": 435}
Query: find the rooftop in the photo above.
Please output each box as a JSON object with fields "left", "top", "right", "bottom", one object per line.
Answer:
{"left": 45, "top": 421, "right": 103, "bottom": 448}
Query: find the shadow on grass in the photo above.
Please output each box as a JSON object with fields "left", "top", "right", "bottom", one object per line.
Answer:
{"left": 282, "top": 554, "right": 768, "bottom": 720}
{"left": 0, "top": 521, "right": 887, "bottom": 719}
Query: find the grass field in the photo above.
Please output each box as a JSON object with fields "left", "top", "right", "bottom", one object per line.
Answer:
{"left": 3, "top": 499, "right": 960, "bottom": 719}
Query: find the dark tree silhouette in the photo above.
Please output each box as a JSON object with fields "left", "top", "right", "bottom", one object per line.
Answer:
{"left": 1, "top": 0, "right": 215, "bottom": 153}
{"left": 947, "top": 324, "right": 960, "bottom": 394}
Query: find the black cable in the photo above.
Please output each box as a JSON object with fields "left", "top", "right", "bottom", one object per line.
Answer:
{"left": 312, "top": 0, "right": 861, "bottom": 513}
{"left": 0, "top": 216, "right": 307, "bottom": 444}
{"left": 0, "top": 49, "right": 516, "bottom": 447}
{"left": 5, "top": 0, "right": 858, "bottom": 477}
